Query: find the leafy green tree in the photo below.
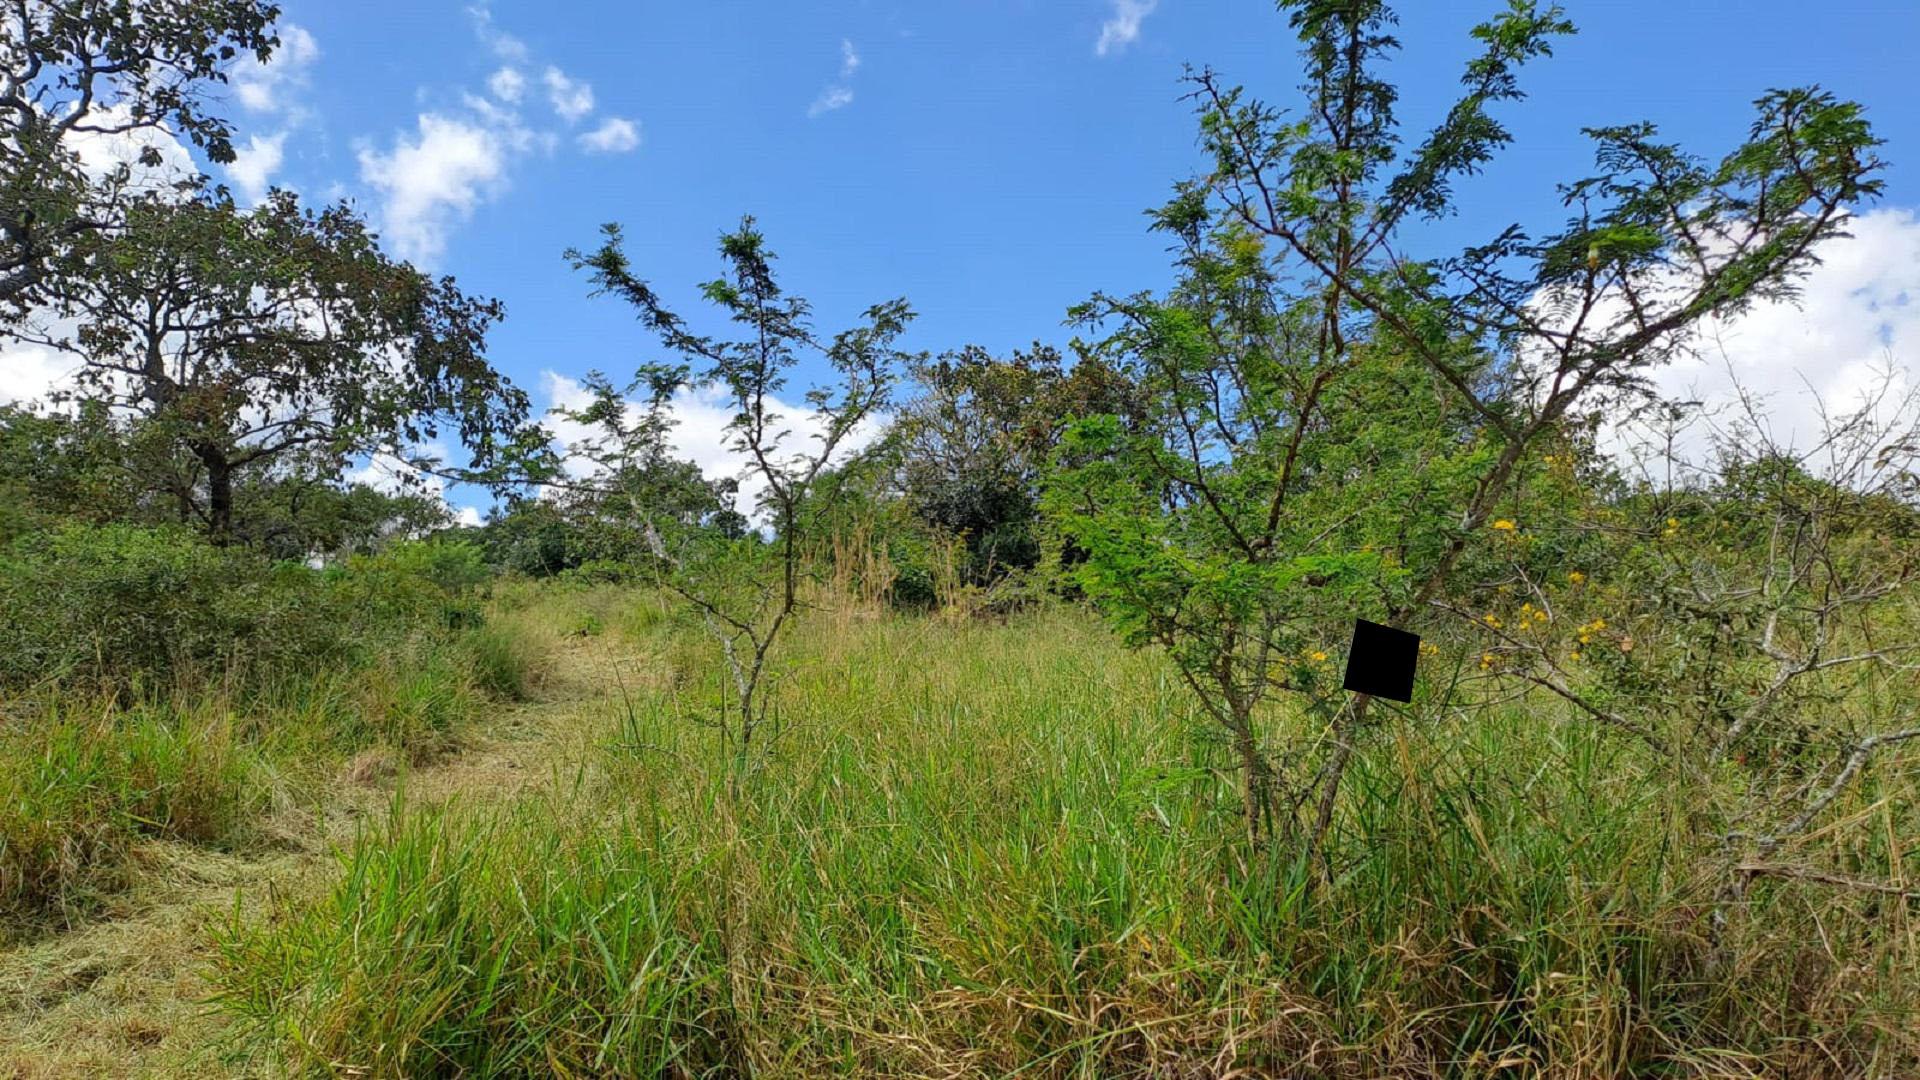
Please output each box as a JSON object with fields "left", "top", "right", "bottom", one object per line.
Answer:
{"left": 1049, "top": 0, "right": 1884, "bottom": 847}
{"left": 1050, "top": 231, "right": 1494, "bottom": 841}
{"left": 0, "top": 400, "right": 156, "bottom": 538}
{"left": 568, "top": 216, "right": 911, "bottom": 784}
{"left": 0, "top": 0, "right": 279, "bottom": 313}
{"left": 20, "top": 190, "right": 535, "bottom": 544}
{"left": 892, "top": 344, "right": 1139, "bottom": 590}
{"left": 235, "top": 472, "right": 455, "bottom": 562}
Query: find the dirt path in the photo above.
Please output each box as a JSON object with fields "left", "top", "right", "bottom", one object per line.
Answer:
{"left": 0, "top": 633, "right": 628, "bottom": 1078}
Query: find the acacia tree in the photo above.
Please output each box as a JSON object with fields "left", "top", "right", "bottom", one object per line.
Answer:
{"left": 22, "top": 190, "right": 534, "bottom": 544}
{"left": 1, "top": 0, "right": 278, "bottom": 314}
{"left": 568, "top": 217, "right": 910, "bottom": 784}
{"left": 1049, "top": 0, "right": 1883, "bottom": 848}
{"left": 1448, "top": 373, "right": 1920, "bottom": 917}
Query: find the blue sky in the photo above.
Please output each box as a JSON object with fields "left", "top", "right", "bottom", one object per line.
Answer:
{"left": 10, "top": 0, "right": 1920, "bottom": 518}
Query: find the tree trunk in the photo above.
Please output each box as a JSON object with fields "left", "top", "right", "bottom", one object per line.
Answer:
{"left": 1231, "top": 710, "right": 1275, "bottom": 845}
{"left": 1308, "top": 692, "right": 1368, "bottom": 878}
{"left": 198, "top": 450, "right": 235, "bottom": 546}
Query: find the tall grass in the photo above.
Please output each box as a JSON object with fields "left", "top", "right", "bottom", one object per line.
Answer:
{"left": 0, "top": 697, "right": 269, "bottom": 928}
{"left": 214, "top": 600, "right": 1920, "bottom": 1077}
{"left": 0, "top": 580, "right": 553, "bottom": 936}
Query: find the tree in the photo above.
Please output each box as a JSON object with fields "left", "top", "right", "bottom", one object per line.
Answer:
{"left": 1049, "top": 231, "right": 1494, "bottom": 842}
{"left": 1049, "top": 0, "right": 1883, "bottom": 848}
{"left": 21, "top": 190, "right": 535, "bottom": 544}
{"left": 568, "top": 216, "right": 910, "bottom": 785}
{"left": 890, "top": 344, "right": 1139, "bottom": 589}
{"left": 0, "top": 399, "right": 164, "bottom": 539}
{"left": 1, "top": 0, "right": 279, "bottom": 314}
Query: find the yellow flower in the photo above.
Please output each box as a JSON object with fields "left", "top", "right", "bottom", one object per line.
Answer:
{"left": 1570, "top": 650, "right": 1583, "bottom": 661}
{"left": 1483, "top": 613, "right": 1503, "bottom": 629}
{"left": 1665, "top": 517, "right": 1680, "bottom": 529}
{"left": 1567, "top": 570, "right": 1585, "bottom": 585}
{"left": 1491, "top": 519, "right": 1517, "bottom": 532}
{"left": 1480, "top": 652, "right": 1495, "bottom": 669}
{"left": 1309, "top": 650, "right": 1328, "bottom": 663}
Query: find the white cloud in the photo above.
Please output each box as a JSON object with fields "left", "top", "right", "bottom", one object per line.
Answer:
{"left": 467, "top": 3, "right": 529, "bottom": 62}
{"left": 459, "top": 92, "right": 542, "bottom": 153}
{"left": 1095, "top": 0, "right": 1157, "bottom": 57}
{"left": 347, "top": 8, "right": 637, "bottom": 261}
{"left": 538, "top": 372, "right": 886, "bottom": 525}
{"left": 357, "top": 113, "right": 511, "bottom": 264}
{"left": 1564, "top": 209, "right": 1920, "bottom": 483}
{"left": 64, "top": 104, "right": 200, "bottom": 192}
{"left": 226, "top": 131, "right": 287, "bottom": 204}
{"left": 231, "top": 24, "right": 319, "bottom": 115}
{"left": 807, "top": 39, "right": 860, "bottom": 118}
{"left": 0, "top": 341, "right": 81, "bottom": 408}
{"left": 578, "top": 116, "right": 640, "bottom": 154}
{"left": 807, "top": 86, "right": 854, "bottom": 119}
{"left": 543, "top": 67, "right": 595, "bottom": 123}
{"left": 487, "top": 66, "right": 526, "bottom": 103}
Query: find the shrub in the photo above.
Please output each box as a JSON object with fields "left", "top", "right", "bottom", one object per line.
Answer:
{"left": 0, "top": 524, "right": 351, "bottom": 693}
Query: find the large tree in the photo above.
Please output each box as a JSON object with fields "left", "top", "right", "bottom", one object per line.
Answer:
{"left": 21, "top": 190, "right": 534, "bottom": 544}
{"left": 1, "top": 0, "right": 279, "bottom": 314}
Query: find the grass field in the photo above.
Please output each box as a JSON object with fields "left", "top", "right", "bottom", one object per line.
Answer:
{"left": 181, "top": 586, "right": 1920, "bottom": 1078}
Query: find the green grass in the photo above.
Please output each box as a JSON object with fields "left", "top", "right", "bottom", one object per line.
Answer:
{"left": 0, "top": 602, "right": 553, "bottom": 938}
{"left": 212, "top": 596, "right": 1920, "bottom": 1077}
{"left": 0, "top": 697, "right": 271, "bottom": 928}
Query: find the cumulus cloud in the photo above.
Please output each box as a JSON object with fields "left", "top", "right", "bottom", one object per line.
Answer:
{"left": 487, "top": 66, "right": 525, "bottom": 102}
{"left": 543, "top": 67, "right": 595, "bottom": 123}
{"left": 807, "top": 39, "right": 860, "bottom": 118}
{"left": 226, "top": 131, "right": 287, "bottom": 204}
{"left": 63, "top": 104, "right": 200, "bottom": 192}
{"left": 1095, "top": 0, "right": 1157, "bottom": 56}
{"left": 539, "top": 372, "right": 886, "bottom": 524}
{"left": 357, "top": 114, "right": 511, "bottom": 264}
{"left": 1553, "top": 209, "right": 1920, "bottom": 483}
{"left": 231, "top": 23, "right": 319, "bottom": 115}
{"left": 347, "top": 7, "right": 634, "bottom": 262}
{"left": 578, "top": 116, "right": 640, "bottom": 154}
{"left": 219, "top": 24, "right": 317, "bottom": 202}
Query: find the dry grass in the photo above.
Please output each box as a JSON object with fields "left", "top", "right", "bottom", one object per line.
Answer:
{"left": 0, "top": 588, "right": 589, "bottom": 1077}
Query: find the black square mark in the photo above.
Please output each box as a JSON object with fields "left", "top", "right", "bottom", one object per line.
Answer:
{"left": 1342, "top": 618, "right": 1419, "bottom": 703}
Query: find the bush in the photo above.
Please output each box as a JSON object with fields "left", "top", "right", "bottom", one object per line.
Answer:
{"left": 0, "top": 524, "right": 351, "bottom": 693}
{"left": 327, "top": 540, "right": 487, "bottom": 631}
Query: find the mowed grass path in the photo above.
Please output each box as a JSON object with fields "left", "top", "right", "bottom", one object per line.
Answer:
{"left": 0, "top": 610, "right": 620, "bottom": 1077}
